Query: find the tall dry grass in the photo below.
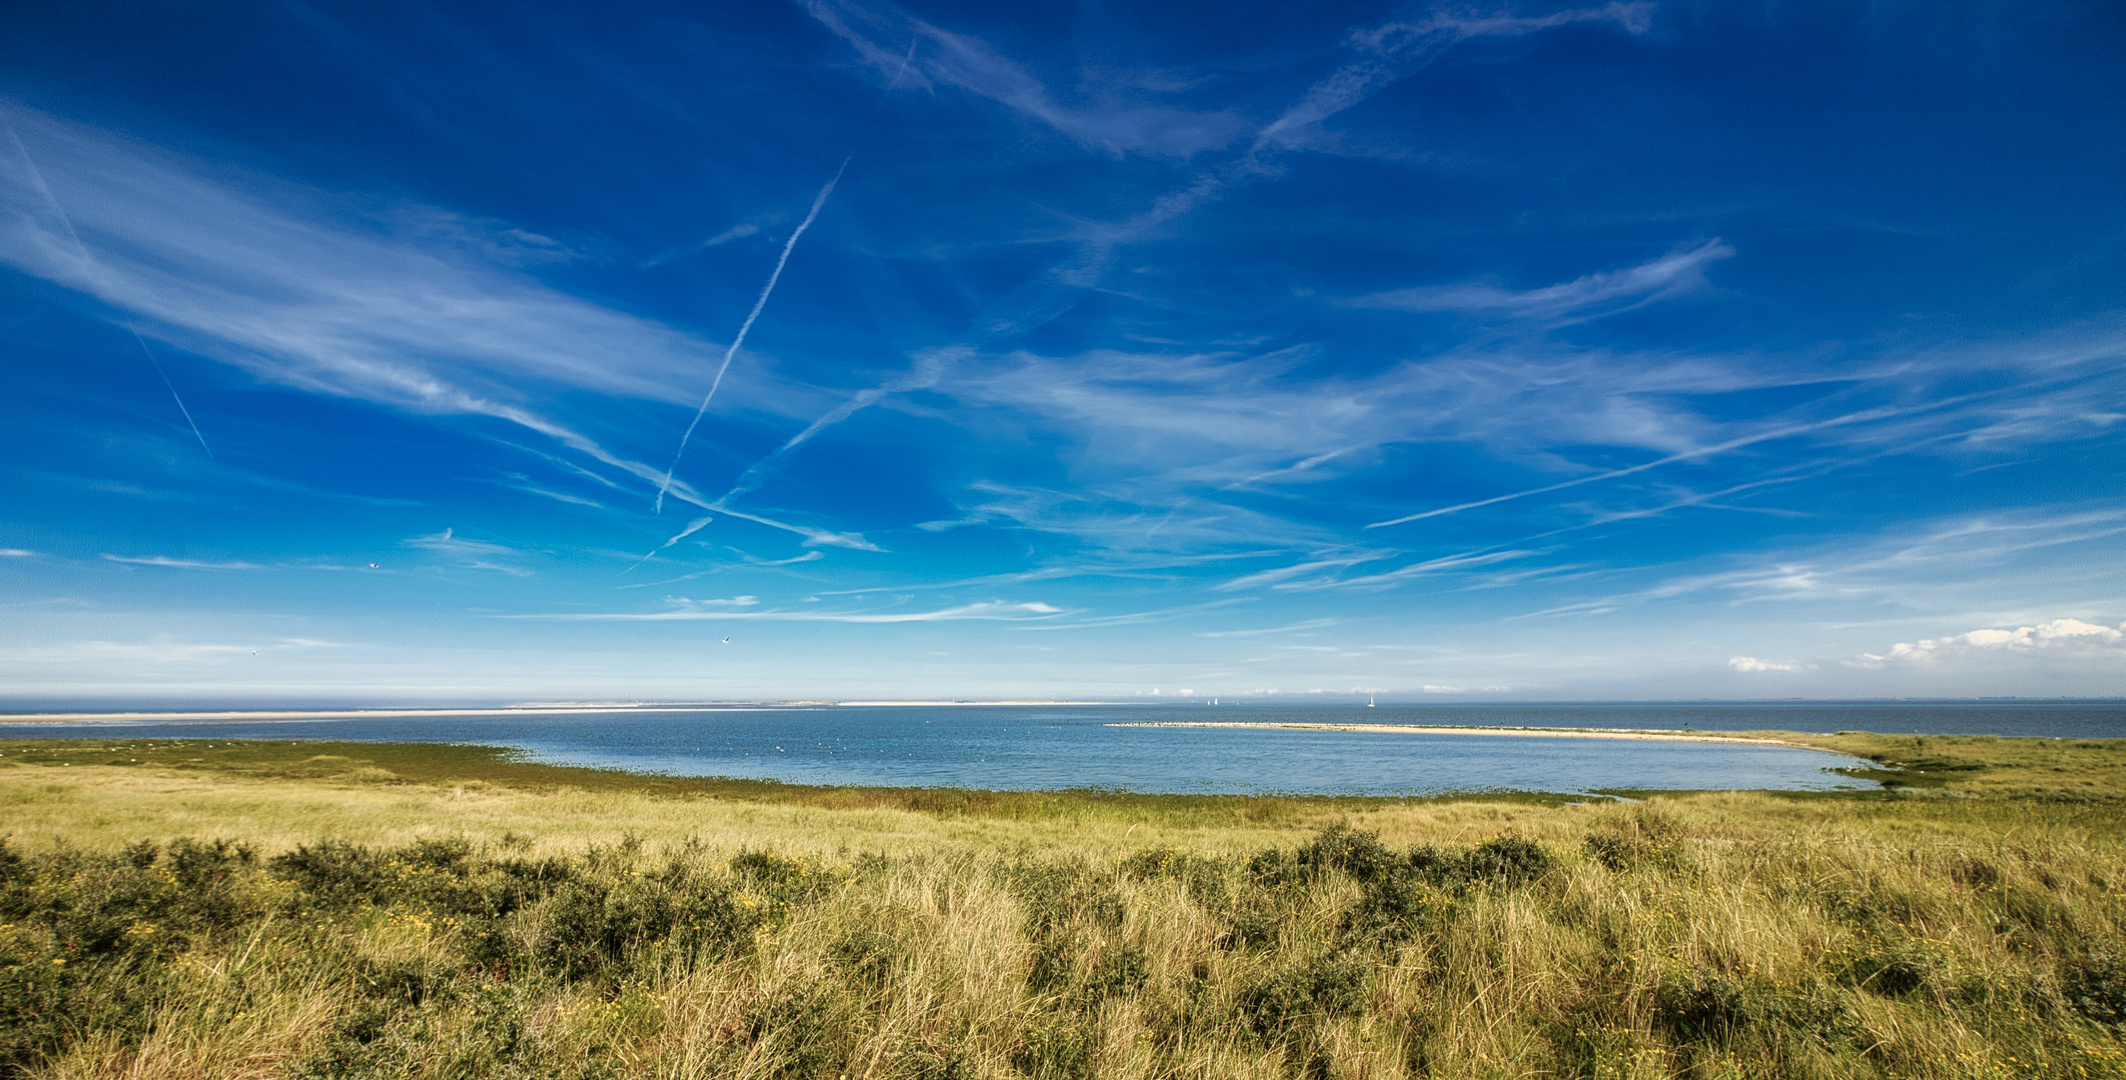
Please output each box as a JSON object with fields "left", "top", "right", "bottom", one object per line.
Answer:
{"left": 4, "top": 781, "right": 2125, "bottom": 1079}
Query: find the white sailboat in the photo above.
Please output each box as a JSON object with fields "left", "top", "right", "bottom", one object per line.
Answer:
{"left": 1366, "top": 694, "right": 1376, "bottom": 708}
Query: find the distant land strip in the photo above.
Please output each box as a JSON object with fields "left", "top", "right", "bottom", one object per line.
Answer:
{"left": 833, "top": 700, "right": 1116, "bottom": 707}
{"left": 0, "top": 706, "right": 780, "bottom": 724}
{"left": 1108, "top": 721, "right": 1806, "bottom": 747}
{"left": 0, "top": 700, "right": 1119, "bottom": 724}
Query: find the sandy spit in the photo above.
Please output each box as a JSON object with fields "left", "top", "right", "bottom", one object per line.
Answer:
{"left": 1108, "top": 721, "right": 1810, "bottom": 748}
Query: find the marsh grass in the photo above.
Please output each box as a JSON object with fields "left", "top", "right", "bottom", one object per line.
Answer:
{"left": 2, "top": 735, "right": 2125, "bottom": 1077}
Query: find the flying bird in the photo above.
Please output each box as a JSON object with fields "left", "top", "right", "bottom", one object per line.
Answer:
{"left": 722, "top": 636, "right": 731, "bottom": 644}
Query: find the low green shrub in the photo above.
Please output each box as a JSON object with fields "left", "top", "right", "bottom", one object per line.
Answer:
{"left": 1237, "top": 953, "right": 1368, "bottom": 1039}
{"left": 2063, "top": 954, "right": 2126, "bottom": 1026}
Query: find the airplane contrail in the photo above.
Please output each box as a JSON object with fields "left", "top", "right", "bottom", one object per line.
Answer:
{"left": 882, "top": 37, "right": 918, "bottom": 98}
{"left": 621, "top": 515, "right": 715, "bottom": 574}
{"left": 128, "top": 329, "right": 214, "bottom": 459}
{"left": 655, "top": 157, "right": 851, "bottom": 512}
{"left": 8, "top": 125, "right": 214, "bottom": 458}
{"left": 715, "top": 352, "right": 947, "bottom": 507}
{"left": 1364, "top": 407, "right": 1898, "bottom": 529}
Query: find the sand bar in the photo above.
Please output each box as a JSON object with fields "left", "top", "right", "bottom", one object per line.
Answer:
{"left": 1109, "top": 721, "right": 1809, "bottom": 748}
{"left": 834, "top": 700, "right": 1114, "bottom": 707}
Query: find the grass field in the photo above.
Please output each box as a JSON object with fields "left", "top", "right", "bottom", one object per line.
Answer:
{"left": 2, "top": 732, "right": 2124, "bottom": 1079}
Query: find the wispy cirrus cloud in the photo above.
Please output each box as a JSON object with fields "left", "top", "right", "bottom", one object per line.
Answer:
{"left": 1351, "top": 240, "right": 1734, "bottom": 321}
{"left": 491, "top": 473, "right": 607, "bottom": 509}
{"left": 926, "top": 344, "right": 1786, "bottom": 556}
{"left": 1255, "top": 2, "right": 1655, "bottom": 154}
{"left": 1304, "top": 549, "right": 1540, "bottom": 592}
{"left": 401, "top": 528, "right": 530, "bottom": 576}
{"left": 641, "top": 222, "right": 760, "bottom": 269}
{"left": 538, "top": 598, "right": 1065, "bottom": 623}
{"left": 1366, "top": 404, "right": 1897, "bottom": 530}
{"left": 1195, "top": 618, "right": 1340, "bottom": 638}
{"left": 802, "top": 0, "right": 1654, "bottom": 323}
{"left": 101, "top": 553, "right": 266, "bottom": 570}
{"left": 0, "top": 107, "right": 724, "bottom": 407}
{"left": 0, "top": 103, "right": 860, "bottom": 535}
{"left": 801, "top": 0, "right": 1249, "bottom": 157}
{"left": 1514, "top": 504, "right": 2126, "bottom": 624}
{"left": 734, "top": 549, "right": 826, "bottom": 567}
{"left": 709, "top": 504, "right": 881, "bottom": 551}
{"left": 897, "top": 320, "right": 2126, "bottom": 576}
{"left": 1012, "top": 598, "right": 1249, "bottom": 632}
{"left": 1214, "top": 553, "right": 1396, "bottom": 591}
{"left": 9, "top": 639, "right": 260, "bottom": 664}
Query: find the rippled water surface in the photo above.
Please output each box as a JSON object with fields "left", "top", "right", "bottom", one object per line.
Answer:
{"left": 23, "top": 700, "right": 2119, "bottom": 794}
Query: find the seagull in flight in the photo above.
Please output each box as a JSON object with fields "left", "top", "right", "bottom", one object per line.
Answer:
{"left": 721, "top": 636, "right": 731, "bottom": 644}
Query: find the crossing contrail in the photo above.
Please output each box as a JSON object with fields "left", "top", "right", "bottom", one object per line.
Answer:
{"left": 1364, "top": 407, "right": 1899, "bottom": 529}
{"left": 8, "top": 125, "right": 214, "bottom": 458}
{"left": 655, "top": 158, "right": 851, "bottom": 512}
{"left": 621, "top": 515, "right": 715, "bottom": 574}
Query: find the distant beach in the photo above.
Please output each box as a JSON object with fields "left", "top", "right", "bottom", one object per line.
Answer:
{"left": 1108, "top": 720, "right": 1804, "bottom": 747}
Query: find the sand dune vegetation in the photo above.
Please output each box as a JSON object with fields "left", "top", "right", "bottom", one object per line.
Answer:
{"left": 2, "top": 735, "right": 2125, "bottom": 1079}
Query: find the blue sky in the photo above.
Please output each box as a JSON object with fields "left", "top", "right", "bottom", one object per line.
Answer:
{"left": 2, "top": 0, "right": 2123, "bottom": 704}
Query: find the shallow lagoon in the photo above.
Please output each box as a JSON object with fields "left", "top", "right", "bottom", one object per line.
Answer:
{"left": 0, "top": 701, "right": 2015, "bottom": 795}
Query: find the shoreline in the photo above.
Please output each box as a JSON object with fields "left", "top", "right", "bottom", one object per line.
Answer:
{"left": 0, "top": 700, "right": 1125, "bottom": 725}
{"left": 1108, "top": 720, "right": 1811, "bottom": 748}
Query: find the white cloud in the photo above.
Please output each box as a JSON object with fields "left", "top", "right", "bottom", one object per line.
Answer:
{"left": 1728, "top": 655, "right": 1806, "bottom": 673}
{"left": 0, "top": 548, "right": 37, "bottom": 557}
{"left": 1856, "top": 618, "right": 2126, "bottom": 664}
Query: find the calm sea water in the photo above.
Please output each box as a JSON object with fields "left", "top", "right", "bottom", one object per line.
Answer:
{"left": 9, "top": 700, "right": 2118, "bottom": 795}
